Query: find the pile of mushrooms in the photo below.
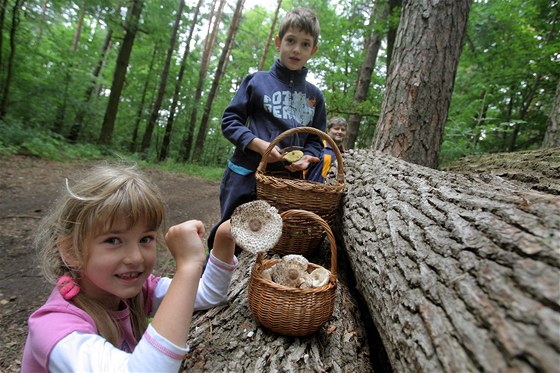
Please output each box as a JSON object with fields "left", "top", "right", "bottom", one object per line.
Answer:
{"left": 262, "top": 254, "right": 329, "bottom": 289}
{"left": 231, "top": 200, "right": 330, "bottom": 289}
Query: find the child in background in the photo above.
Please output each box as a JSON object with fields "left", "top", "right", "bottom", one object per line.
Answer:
{"left": 207, "top": 7, "right": 326, "bottom": 252}
{"left": 305, "top": 116, "right": 348, "bottom": 183}
{"left": 22, "top": 164, "right": 238, "bottom": 372}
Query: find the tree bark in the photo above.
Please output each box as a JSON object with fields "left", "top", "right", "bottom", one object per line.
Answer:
{"left": 181, "top": 251, "right": 374, "bottom": 372}
{"left": 340, "top": 149, "right": 560, "bottom": 373}
{"left": 372, "top": 0, "right": 471, "bottom": 169}
{"left": 98, "top": 0, "right": 143, "bottom": 145}
{"left": 0, "top": 0, "right": 21, "bottom": 120}
{"left": 542, "top": 80, "right": 560, "bottom": 148}
{"left": 443, "top": 147, "right": 560, "bottom": 196}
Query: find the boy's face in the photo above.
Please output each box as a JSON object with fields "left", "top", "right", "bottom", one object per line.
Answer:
{"left": 328, "top": 124, "right": 347, "bottom": 145}
{"left": 275, "top": 27, "right": 318, "bottom": 71}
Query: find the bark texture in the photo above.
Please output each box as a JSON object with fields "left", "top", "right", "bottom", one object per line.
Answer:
{"left": 443, "top": 147, "right": 560, "bottom": 196}
{"left": 340, "top": 149, "right": 560, "bottom": 373}
{"left": 373, "top": 0, "right": 471, "bottom": 169}
{"left": 181, "top": 251, "right": 373, "bottom": 372}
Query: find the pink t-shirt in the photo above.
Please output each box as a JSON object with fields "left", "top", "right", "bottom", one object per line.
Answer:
{"left": 21, "top": 275, "right": 160, "bottom": 372}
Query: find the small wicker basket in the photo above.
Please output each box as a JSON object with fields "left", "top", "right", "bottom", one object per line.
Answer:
{"left": 247, "top": 210, "right": 337, "bottom": 337}
{"left": 256, "top": 127, "right": 345, "bottom": 256}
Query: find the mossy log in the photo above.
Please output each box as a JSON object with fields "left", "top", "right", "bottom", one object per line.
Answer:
{"left": 181, "top": 250, "right": 373, "bottom": 372}
{"left": 339, "top": 149, "right": 559, "bottom": 373}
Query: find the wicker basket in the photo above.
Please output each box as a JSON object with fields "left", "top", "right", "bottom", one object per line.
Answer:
{"left": 256, "top": 127, "right": 345, "bottom": 255}
{"left": 247, "top": 210, "right": 337, "bottom": 337}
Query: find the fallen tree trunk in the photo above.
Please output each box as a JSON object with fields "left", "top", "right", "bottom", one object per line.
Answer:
{"left": 181, "top": 250, "right": 373, "bottom": 372}
{"left": 442, "top": 147, "right": 560, "bottom": 195}
{"left": 339, "top": 150, "right": 560, "bottom": 373}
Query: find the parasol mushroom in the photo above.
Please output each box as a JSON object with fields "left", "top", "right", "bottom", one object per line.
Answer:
{"left": 230, "top": 200, "right": 283, "bottom": 254}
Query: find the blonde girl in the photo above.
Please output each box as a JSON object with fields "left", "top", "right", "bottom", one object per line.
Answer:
{"left": 22, "top": 164, "right": 237, "bottom": 372}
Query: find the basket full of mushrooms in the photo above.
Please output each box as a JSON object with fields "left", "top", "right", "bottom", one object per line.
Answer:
{"left": 231, "top": 201, "right": 337, "bottom": 337}
{"left": 256, "top": 127, "right": 345, "bottom": 256}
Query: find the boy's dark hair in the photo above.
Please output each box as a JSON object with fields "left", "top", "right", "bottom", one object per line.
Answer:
{"left": 278, "top": 8, "right": 320, "bottom": 46}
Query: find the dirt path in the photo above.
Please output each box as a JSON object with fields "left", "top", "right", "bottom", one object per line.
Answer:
{"left": 0, "top": 155, "right": 221, "bottom": 372}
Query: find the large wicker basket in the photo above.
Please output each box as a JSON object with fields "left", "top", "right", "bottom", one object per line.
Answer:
{"left": 256, "top": 127, "right": 345, "bottom": 256}
{"left": 247, "top": 210, "right": 337, "bottom": 337}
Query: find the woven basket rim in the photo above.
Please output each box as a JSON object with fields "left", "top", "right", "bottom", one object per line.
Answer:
{"left": 256, "top": 127, "right": 345, "bottom": 187}
{"left": 257, "top": 209, "right": 337, "bottom": 277}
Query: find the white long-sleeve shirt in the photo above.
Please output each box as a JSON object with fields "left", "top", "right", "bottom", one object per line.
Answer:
{"left": 22, "top": 252, "right": 237, "bottom": 373}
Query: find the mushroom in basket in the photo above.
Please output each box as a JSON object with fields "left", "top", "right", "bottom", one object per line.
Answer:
{"left": 262, "top": 254, "right": 330, "bottom": 289}
{"left": 230, "top": 200, "right": 330, "bottom": 289}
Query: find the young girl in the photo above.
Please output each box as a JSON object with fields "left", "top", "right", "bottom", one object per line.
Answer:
{"left": 21, "top": 163, "right": 238, "bottom": 372}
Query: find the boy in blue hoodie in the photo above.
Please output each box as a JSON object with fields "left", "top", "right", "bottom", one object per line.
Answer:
{"left": 208, "top": 7, "right": 326, "bottom": 252}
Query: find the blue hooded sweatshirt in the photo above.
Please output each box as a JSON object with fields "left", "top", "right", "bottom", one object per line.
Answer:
{"left": 222, "top": 59, "right": 326, "bottom": 173}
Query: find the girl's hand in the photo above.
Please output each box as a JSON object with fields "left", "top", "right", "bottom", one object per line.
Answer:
{"left": 285, "top": 154, "right": 320, "bottom": 173}
{"left": 164, "top": 220, "right": 207, "bottom": 269}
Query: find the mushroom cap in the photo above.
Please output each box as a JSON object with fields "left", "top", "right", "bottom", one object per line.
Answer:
{"left": 280, "top": 254, "right": 309, "bottom": 271}
{"left": 230, "top": 200, "right": 283, "bottom": 254}
{"left": 309, "top": 266, "right": 330, "bottom": 287}
{"left": 271, "top": 254, "right": 309, "bottom": 288}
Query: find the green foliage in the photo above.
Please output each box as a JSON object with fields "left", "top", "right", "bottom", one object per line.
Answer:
{"left": 0, "top": 0, "right": 557, "bottom": 169}
{"left": 444, "top": 0, "right": 559, "bottom": 162}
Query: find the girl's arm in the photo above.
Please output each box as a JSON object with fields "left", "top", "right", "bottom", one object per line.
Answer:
{"left": 151, "top": 220, "right": 207, "bottom": 347}
{"left": 193, "top": 220, "right": 238, "bottom": 310}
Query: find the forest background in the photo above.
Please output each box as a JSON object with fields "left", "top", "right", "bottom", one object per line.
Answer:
{"left": 0, "top": 0, "right": 558, "bottom": 173}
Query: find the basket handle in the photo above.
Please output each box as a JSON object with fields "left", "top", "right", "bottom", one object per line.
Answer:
{"left": 256, "top": 127, "right": 344, "bottom": 185}
{"left": 278, "top": 209, "right": 337, "bottom": 277}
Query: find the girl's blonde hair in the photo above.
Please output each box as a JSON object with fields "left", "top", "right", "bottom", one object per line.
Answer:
{"left": 35, "top": 163, "right": 166, "bottom": 346}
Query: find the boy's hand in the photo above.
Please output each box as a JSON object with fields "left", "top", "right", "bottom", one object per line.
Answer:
{"left": 247, "top": 138, "right": 284, "bottom": 163}
{"left": 165, "top": 220, "right": 207, "bottom": 268}
{"left": 285, "top": 154, "right": 320, "bottom": 172}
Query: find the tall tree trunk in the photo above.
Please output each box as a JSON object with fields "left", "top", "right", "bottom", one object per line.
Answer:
{"left": 140, "top": 0, "right": 185, "bottom": 158}
{"left": 130, "top": 45, "right": 158, "bottom": 153}
{"left": 159, "top": 0, "right": 203, "bottom": 162}
{"left": 181, "top": 0, "right": 225, "bottom": 161}
{"left": 192, "top": 0, "right": 244, "bottom": 163}
{"left": 542, "top": 80, "right": 560, "bottom": 148}
{"left": 0, "top": 0, "right": 8, "bottom": 83}
{"left": 257, "top": 0, "right": 282, "bottom": 71}
{"left": 98, "top": 0, "right": 144, "bottom": 145}
{"left": 372, "top": 0, "right": 471, "bottom": 169}
{"left": 341, "top": 149, "right": 559, "bottom": 373}
{"left": 346, "top": 1, "right": 387, "bottom": 150}
{"left": 52, "top": 2, "right": 85, "bottom": 134}
{"left": 0, "top": 0, "right": 21, "bottom": 120}
{"left": 69, "top": 28, "right": 113, "bottom": 143}
{"left": 385, "top": 0, "right": 402, "bottom": 78}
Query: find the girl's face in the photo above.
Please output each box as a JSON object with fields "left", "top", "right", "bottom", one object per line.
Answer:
{"left": 79, "top": 219, "right": 158, "bottom": 310}
{"left": 275, "top": 27, "right": 318, "bottom": 71}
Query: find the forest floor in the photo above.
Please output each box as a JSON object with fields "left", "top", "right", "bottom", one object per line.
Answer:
{"left": 0, "top": 148, "right": 558, "bottom": 372}
{"left": 0, "top": 155, "right": 221, "bottom": 372}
